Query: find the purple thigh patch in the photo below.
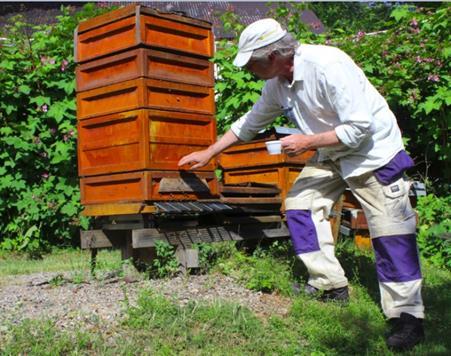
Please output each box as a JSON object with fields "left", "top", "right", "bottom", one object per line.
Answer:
{"left": 286, "top": 210, "right": 320, "bottom": 254}
{"left": 372, "top": 234, "right": 422, "bottom": 283}
{"left": 374, "top": 150, "right": 414, "bottom": 185}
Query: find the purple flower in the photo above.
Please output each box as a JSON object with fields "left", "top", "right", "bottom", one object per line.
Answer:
{"left": 410, "top": 18, "right": 418, "bottom": 28}
{"left": 427, "top": 74, "right": 440, "bottom": 82}
{"left": 41, "top": 172, "right": 49, "bottom": 179}
{"left": 68, "top": 129, "right": 74, "bottom": 137}
{"left": 49, "top": 58, "right": 55, "bottom": 65}
{"left": 382, "top": 50, "right": 389, "bottom": 58}
{"left": 415, "top": 56, "right": 422, "bottom": 63}
{"left": 41, "top": 104, "right": 48, "bottom": 112}
{"left": 61, "top": 59, "right": 69, "bottom": 72}
{"left": 63, "top": 134, "right": 69, "bottom": 142}
{"left": 40, "top": 56, "right": 47, "bottom": 64}
{"left": 356, "top": 31, "right": 366, "bottom": 41}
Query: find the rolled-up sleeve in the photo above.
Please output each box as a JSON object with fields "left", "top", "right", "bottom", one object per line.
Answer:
{"left": 321, "top": 61, "right": 374, "bottom": 148}
{"left": 230, "top": 81, "right": 283, "bottom": 141}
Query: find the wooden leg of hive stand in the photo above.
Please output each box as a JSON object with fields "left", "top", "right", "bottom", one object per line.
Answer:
{"left": 90, "top": 248, "right": 98, "bottom": 276}
{"left": 176, "top": 247, "right": 199, "bottom": 274}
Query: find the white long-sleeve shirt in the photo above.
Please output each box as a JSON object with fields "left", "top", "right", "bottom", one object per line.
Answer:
{"left": 230, "top": 44, "right": 404, "bottom": 178}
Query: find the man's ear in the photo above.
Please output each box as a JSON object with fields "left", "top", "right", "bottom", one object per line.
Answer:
{"left": 268, "top": 51, "right": 277, "bottom": 62}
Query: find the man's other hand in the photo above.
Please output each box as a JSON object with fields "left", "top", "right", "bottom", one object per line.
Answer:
{"left": 280, "top": 134, "right": 313, "bottom": 156}
{"left": 178, "top": 149, "right": 213, "bottom": 170}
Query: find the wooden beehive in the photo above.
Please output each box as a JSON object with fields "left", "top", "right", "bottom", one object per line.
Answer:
{"left": 80, "top": 170, "right": 219, "bottom": 205}
{"left": 77, "top": 78, "right": 215, "bottom": 120}
{"left": 77, "top": 109, "right": 216, "bottom": 176}
{"left": 76, "top": 5, "right": 218, "bottom": 206}
{"left": 75, "top": 5, "right": 214, "bottom": 63}
{"left": 76, "top": 48, "right": 214, "bottom": 92}
{"left": 219, "top": 129, "right": 315, "bottom": 201}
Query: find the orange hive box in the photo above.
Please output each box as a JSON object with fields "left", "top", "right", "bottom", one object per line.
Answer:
{"left": 75, "top": 5, "right": 214, "bottom": 63}
{"left": 77, "top": 78, "right": 215, "bottom": 120}
{"left": 80, "top": 170, "right": 219, "bottom": 205}
{"left": 219, "top": 134, "right": 315, "bottom": 201}
{"left": 76, "top": 48, "right": 214, "bottom": 92}
{"left": 77, "top": 109, "right": 216, "bottom": 176}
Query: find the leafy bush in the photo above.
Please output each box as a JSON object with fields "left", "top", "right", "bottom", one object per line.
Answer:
{"left": 416, "top": 194, "right": 451, "bottom": 268}
{"left": 212, "top": 241, "right": 295, "bottom": 295}
{"left": 0, "top": 4, "right": 110, "bottom": 254}
{"left": 147, "top": 240, "right": 179, "bottom": 278}
{"left": 339, "top": 5, "right": 450, "bottom": 185}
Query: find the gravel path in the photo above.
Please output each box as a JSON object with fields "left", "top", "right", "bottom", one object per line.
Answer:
{"left": 0, "top": 271, "right": 291, "bottom": 335}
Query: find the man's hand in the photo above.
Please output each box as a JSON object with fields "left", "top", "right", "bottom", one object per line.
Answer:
{"left": 178, "top": 149, "right": 214, "bottom": 170}
{"left": 280, "top": 134, "right": 313, "bottom": 156}
{"left": 280, "top": 131, "right": 340, "bottom": 156}
{"left": 178, "top": 130, "right": 241, "bottom": 170}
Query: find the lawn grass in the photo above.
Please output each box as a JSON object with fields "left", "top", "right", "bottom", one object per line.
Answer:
{"left": 0, "top": 241, "right": 450, "bottom": 355}
{"left": 0, "top": 248, "right": 121, "bottom": 277}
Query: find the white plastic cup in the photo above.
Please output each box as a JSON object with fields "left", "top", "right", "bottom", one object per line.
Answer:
{"left": 265, "top": 140, "right": 282, "bottom": 155}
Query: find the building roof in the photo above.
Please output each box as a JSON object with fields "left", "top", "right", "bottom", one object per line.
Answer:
{"left": 0, "top": 1, "right": 324, "bottom": 39}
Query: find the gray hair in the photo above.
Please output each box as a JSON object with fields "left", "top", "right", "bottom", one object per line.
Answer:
{"left": 250, "top": 32, "right": 299, "bottom": 63}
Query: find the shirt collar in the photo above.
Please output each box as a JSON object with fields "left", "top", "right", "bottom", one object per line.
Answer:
{"left": 279, "top": 45, "right": 303, "bottom": 89}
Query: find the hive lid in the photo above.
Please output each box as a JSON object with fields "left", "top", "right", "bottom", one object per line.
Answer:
{"left": 77, "top": 4, "right": 212, "bottom": 34}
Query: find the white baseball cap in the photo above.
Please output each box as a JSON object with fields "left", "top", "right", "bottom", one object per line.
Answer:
{"left": 233, "top": 19, "right": 287, "bottom": 67}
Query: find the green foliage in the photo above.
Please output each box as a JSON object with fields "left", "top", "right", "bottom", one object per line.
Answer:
{"left": 147, "top": 240, "right": 179, "bottom": 278}
{"left": 339, "top": 5, "right": 450, "bottom": 182}
{"left": 307, "top": 2, "right": 395, "bottom": 33}
{"left": 0, "top": 4, "right": 111, "bottom": 254}
{"left": 213, "top": 240, "right": 295, "bottom": 295}
{"left": 194, "top": 242, "right": 217, "bottom": 273}
{"left": 416, "top": 194, "right": 451, "bottom": 268}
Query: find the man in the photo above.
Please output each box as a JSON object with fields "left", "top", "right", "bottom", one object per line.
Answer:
{"left": 178, "top": 19, "right": 424, "bottom": 351}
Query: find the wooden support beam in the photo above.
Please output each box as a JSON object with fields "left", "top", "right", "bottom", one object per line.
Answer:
{"left": 80, "top": 230, "right": 114, "bottom": 249}
{"left": 82, "top": 203, "right": 157, "bottom": 217}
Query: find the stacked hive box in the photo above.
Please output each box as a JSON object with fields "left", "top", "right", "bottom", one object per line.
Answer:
{"left": 219, "top": 128, "right": 315, "bottom": 203}
{"left": 75, "top": 5, "right": 218, "bottom": 208}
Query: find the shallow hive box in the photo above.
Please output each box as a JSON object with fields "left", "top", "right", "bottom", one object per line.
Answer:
{"left": 222, "top": 166, "right": 304, "bottom": 201}
{"left": 80, "top": 170, "right": 219, "bottom": 205}
{"left": 75, "top": 5, "right": 214, "bottom": 63}
{"left": 77, "top": 109, "right": 216, "bottom": 176}
{"left": 219, "top": 140, "right": 315, "bottom": 170}
{"left": 76, "top": 78, "right": 215, "bottom": 120}
{"left": 76, "top": 48, "right": 214, "bottom": 92}
{"left": 219, "top": 130, "right": 316, "bottom": 201}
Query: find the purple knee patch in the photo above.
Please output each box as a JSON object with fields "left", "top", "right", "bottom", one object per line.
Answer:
{"left": 286, "top": 210, "right": 320, "bottom": 254}
{"left": 372, "top": 234, "right": 422, "bottom": 283}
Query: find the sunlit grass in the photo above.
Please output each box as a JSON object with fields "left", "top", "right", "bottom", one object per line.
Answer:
{"left": 0, "top": 248, "right": 121, "bottom": 277}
